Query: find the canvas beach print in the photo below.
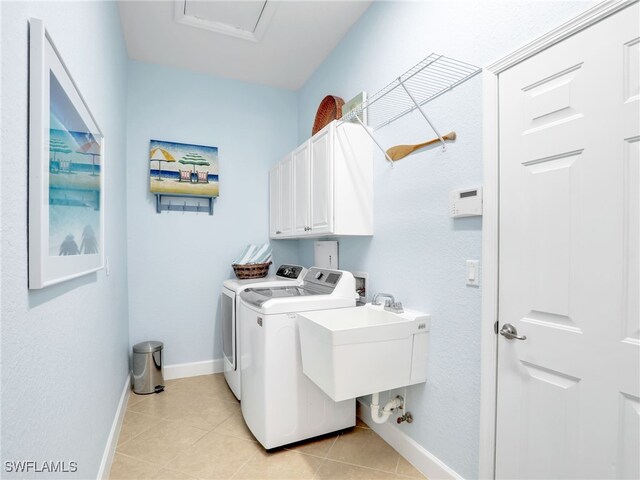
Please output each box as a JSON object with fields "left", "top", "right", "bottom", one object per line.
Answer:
{"left": 29, "top": 18, "right": 105, "bottom": 289}
{"left": 149, "top": 140, "right": 219, "bottom": 197}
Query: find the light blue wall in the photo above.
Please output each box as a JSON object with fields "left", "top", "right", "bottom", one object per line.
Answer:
{"left": 294, "top": 1, "right": 596, "bottom": 477}
{"left": 1, "top": 1, "right": 130, "bottom": 477}
{"left": 126, "top": 61, "right": 299, "bottom": 366}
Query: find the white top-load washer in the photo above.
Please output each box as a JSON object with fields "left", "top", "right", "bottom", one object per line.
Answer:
{"left": 238, "top": 267, "right": 357, "bottom": 449}
{"left": 221, "top": 264, "right": 306, "bottom": 400}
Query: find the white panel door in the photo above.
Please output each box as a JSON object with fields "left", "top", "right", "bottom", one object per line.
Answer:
{"left": 293, "top": 141, "right": 311, "bottom": 235}
{"left": 497, "top": 4, "right": 639, "bottom": 479}
{"left": 310, "top": 123, "right": 334, "bottom": 234}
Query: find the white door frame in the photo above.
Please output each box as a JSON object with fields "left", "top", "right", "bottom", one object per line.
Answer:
{"left": 479, "top": 1, "right": 638, "bottom": 478}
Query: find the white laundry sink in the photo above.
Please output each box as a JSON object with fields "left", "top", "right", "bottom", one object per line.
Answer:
{"left": 297, "top": 304, "right": 431, "bottom": 401}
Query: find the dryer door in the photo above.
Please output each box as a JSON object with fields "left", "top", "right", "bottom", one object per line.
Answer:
{"left": 221, "top": 288, "right": 236, "bottom": 371}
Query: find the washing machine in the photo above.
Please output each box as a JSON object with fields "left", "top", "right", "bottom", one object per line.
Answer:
{"left": 221, "top": 264, "right": 306, "bottom": 400}
{"left": 238, "top": 267, "right": 357, "bottom": 449}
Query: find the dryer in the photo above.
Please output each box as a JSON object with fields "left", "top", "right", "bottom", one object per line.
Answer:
{"left": 238, "top": 267, "right": 357, "bottom": 449}
{"left": 221, "top": 264, "right": 306, "bottom": 400}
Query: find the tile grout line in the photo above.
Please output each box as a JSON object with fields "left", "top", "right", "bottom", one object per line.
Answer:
{"left": 310, "top": 458, "right": 324, "bottom": 480}
{"left": 229, "top": 445, "right": 263, "bottom": 480}
{"left": 211, "top": 426, "right": 259, "bottom": 443}
{"left": 112, "top": 451, "right": 167, "bottom": 471}
{"left": 318, "top": 456, "right": 403, "bottom": 477}
{"left": 311, "top": 436, "right": 339, "bottom": 480}
{"left": 120, "top": 420, "right": 210, "bottom": 470}
{"left": 323, "top": 433, "right": 340, "bottom": 460}
{"left": 395, "top": 455, "right": 401, "bottom": 474}
{"left": 114, "top": 415, "right": 163, "bottom": 451}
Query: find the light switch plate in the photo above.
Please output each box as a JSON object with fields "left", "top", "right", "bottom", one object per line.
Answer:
{"left": 466, "top": 260, "right": 479, "bottom": 286}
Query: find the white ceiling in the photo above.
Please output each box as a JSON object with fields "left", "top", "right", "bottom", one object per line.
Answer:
{"left": 117, "top": 1, "right": 372, "bottom": 91}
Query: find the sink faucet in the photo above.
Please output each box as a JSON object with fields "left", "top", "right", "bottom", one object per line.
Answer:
{"left": 372, "top": 293, "right": 395, "bottom": 305}
{"left": 372, "top": 293, "right": 404, "bottom": 313}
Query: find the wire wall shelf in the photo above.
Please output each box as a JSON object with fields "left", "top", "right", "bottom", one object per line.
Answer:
{"left": 339, "top": 53, "right": 481, "bottom": 164}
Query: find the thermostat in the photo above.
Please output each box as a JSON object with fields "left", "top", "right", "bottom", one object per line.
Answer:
{"left": 450, "top": 187, "right": 483, "bottom": 218}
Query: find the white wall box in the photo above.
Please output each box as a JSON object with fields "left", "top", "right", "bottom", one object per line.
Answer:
{"left": 270, "top": 121, "right": 373, "bottom": 239}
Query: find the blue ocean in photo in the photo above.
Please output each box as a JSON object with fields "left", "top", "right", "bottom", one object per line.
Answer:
{"left": 49, "top": 75, "right": 103, "bottom": 257}
{"left": 150, "top": 169, "right": 218, "bottom": 182}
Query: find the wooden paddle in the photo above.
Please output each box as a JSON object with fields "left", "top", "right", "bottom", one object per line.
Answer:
{"left": 386, "top": 132, "right": 457, "bottom": 161}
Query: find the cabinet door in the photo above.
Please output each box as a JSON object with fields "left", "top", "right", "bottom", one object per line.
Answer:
{"left": 292, "top": 142, "right": 311, "bottom": 235}
{"left": 309, "top": 123, "right": 334, "bottom": 234}
{"left": 279, "top": 154, "right": 293, "bottom": 235}
{"left": 269, "top": 163, "right": 280, "bottom": 238}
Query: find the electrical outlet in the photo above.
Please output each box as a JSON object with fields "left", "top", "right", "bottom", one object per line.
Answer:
{"left": 466, "top": 260, "right": 479, "bottom": 286}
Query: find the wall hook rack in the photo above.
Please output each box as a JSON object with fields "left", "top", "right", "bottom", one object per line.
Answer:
{"left": 339, "top": 53, "right": 481, "bottom": 165}
{"left": 154, "top": 193, "right": 215, "bottom": 215}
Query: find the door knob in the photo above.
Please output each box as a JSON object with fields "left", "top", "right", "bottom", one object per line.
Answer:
{"left": 499, "top": 323, "right": 527, "bottom": 340}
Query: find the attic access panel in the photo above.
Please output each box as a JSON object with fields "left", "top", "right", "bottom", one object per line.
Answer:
{"left": 174, "top": 0, "right": 277, "bottom": 42}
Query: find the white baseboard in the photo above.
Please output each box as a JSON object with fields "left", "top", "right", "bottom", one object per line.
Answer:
{"left": 97, "top": 373, "right": 131, "bottom": 480}
{"left": 356, "top": 399, "right": 463, "bottom": 480}
{"left": 163, "top": 358, "right": 224, "bottom": 380}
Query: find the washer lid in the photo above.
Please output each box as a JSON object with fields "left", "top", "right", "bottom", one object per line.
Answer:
{"left": 133, "top": 341, "right": 163, "bottom": 353}
{"left": 240, "top": 286, "right": 317, "bottom": 308}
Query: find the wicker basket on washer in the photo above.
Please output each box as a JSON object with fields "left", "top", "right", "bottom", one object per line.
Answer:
{"left": 232, "top": 262, "right": 271, "bottom": 279}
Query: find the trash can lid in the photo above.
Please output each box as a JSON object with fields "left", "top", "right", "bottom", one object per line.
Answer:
{"left": 133, "top": 341, "right": 163, "bottom": 353}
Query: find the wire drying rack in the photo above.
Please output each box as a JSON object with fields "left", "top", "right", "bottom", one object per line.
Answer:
{"left": 339, "top": 53, "right": 481, "bottom": 164}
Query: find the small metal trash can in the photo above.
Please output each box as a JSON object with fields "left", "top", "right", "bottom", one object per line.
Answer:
{"left": 132, "top": 341, "right": 165, "bottom": 394}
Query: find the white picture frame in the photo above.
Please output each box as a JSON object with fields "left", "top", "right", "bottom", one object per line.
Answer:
{"left": 29, "top": 18, "right": 105, "bottom": 289}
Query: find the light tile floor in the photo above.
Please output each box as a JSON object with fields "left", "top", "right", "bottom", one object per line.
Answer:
{"left": 110, "top": 374, "right": 426, "bottom": 480}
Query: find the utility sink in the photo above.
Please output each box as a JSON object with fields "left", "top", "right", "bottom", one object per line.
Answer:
{"left": 297, "top": 304, "right": 431, "bottom": 402}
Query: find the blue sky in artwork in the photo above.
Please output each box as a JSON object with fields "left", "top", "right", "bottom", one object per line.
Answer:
{"left": 150, "top": 139, "right": 218, "bottom": 174}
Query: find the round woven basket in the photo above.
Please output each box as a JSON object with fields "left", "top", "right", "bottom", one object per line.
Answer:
{"left": 232, "top": 262, "right": 271, "bottom": 280}
{"left": 312, "top": 95, "right": 345, "bottom": 135}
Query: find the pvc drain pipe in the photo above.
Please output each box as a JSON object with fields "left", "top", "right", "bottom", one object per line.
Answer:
{"left": 370, "top": 393, "right": 404, "bottom": 424}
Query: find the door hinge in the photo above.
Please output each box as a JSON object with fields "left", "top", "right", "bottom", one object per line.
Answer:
{"left": 494, "top": 320, "right": 499, "bottom": 334}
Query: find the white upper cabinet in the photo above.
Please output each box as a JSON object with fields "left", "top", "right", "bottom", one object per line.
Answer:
{"left": 292, "top": 142, "right": 311, "bottom": 235}
{"left": 270, "top": 121, "right": 373, "bottom": 239}
{"left": 269, "top": 163, "right": 280, "bottom": 237}
{"left": 269, "top": 153, "right": 293, "bottom": 237}
{"left": 309, "top": 123, "right": 333, "bottom": 234}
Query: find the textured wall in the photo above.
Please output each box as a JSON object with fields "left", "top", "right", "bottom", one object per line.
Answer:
{"left": 126, "top": 61, "right": 299, "bottom": 366}
{"left": 294, "top": 1, "right": 597, "bottom": 477}
{"left": 1, "top": 1, "right": 129, "bottom": 477}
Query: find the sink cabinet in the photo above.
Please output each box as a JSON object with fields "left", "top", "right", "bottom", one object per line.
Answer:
{"left": 270, "top": 121, "right": 373, "bottom": 239}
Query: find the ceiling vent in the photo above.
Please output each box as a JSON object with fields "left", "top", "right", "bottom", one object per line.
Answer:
{"left": 174, "top": 1, "right": 277, "bottom": 42}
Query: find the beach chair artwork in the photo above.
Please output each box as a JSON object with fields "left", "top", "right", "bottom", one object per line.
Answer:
{"left": 149, "top": 139, "right": 219, "bottom": 197}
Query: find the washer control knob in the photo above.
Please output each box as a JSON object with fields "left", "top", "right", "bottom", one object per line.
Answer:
{"left": 315, "top": 271, "right": 324, "bottom": 280}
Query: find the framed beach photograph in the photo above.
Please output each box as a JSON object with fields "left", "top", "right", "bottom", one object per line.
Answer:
{"left": 149, "top": 139, "right": 219, "bottom": 197}
{"left": 28, "top": 18, "right": 105, "bottom": 289}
